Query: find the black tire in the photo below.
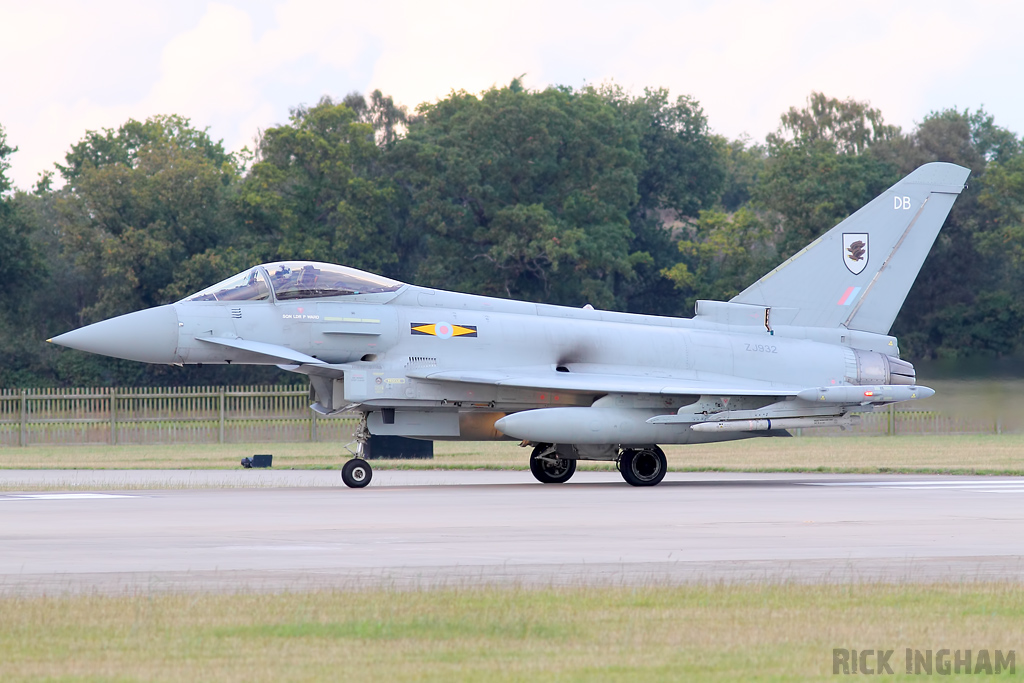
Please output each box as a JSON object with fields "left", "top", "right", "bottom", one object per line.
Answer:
{"left": 341, "top": 458, "right": 372, "bottom": 488}
{"left": 529, "top": 445, "right": 577, "bottom": 484}
{"left": 619, "top": 446, "right": 667, "bottom": 487}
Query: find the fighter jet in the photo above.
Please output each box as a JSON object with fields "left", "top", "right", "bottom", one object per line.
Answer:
{"left": 50, "top": 162, "right": 970, "bottom": 488}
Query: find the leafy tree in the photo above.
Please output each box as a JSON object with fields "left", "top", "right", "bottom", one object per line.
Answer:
{"left": 7, "top": 87, "right": 1024, "bottom": 386}
{"left": 236, "top": 96, "right": 405, "bottom": 278}
{"left": 0, "top": 126, "right": 53, "bottom": 386}
{"left": 14, "top": 115, "right": 272, "bottom": 388}
{"left": 0, "top": 123, "right": 14, "bottom": 197}
{"left": 57, "top": 114, "right": 233, "bottom": 182}
{"left": 964, "top": 109, "right": 1022, "bottom": 165}
{"left": 924, "top": 146, "right": 1024, "bottom": 359}
{"left": 393, "top": 81, "right": 644, "bottom": 307}
{"left": 976, "top": 153, "right": 1024, "bottom": 268}
{"left": 915, "top": 292, "right": 1024, "bottom": 360}
{"left": 718, "top": 136, "right": 767, "bottom": 212}
{"left": 0, "top": 126, "right": 47, "bottom": 315}
{"left": 662, "top": 207, "right": 773, "bottom": 313}
{"left": 0, "top": 125, "right": 33, "bottom": 292}
{"left": 57, "top": 116, "right": 242, "bottom": 321}
{"left": 747, "top": 99, "right": 1024, "bottom": 359}
{"left": 888, "top": 108, "right": 1024, "bottom": 359}
{"left": 594, "top": 86, "right": 727, "bottom": 315}
{"left": 756, "top": 142, "right": 900, "bottom": 258}
{"left": 393, "top": 82, "right": 727, "bottom": 313}
{"left": 676, "top": 100, "right": 899, "bottom": 319}
{"left": 604, "top": 86, "right": 725, "bottom": 219}
{"left": 769, "top": 92, "right": 901, "bottom": 154}
{"left": 343, "top": 89, "right": 412, "bottom": 147}
{"left": 754, "top": 93, "right": 902, "bottom": 259}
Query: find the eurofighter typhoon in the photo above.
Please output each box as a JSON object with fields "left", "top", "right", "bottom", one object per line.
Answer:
{"left": 50, "top": 162, "right": 970, "bottom": 488}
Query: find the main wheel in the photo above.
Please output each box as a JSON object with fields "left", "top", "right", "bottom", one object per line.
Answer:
{"left": 341, "top": 458, "right": 372, "bottom": 488}
{"left": 619, "top": 446, "right": 667, "bottom": 487}
{"left": 529, "top": 445, "right": 577, "bottom": 484}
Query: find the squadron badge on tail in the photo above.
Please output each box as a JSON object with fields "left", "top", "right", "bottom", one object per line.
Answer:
{"left": 843, "top": 233, "right": 868, "bottom": 275}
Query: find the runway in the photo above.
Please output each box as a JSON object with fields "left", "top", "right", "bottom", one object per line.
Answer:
{"left": 2, "top": 470, "right": 1023, "bottom": 594}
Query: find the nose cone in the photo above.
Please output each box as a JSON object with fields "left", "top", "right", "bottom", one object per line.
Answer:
{"left": 49, "top": 305, "right": 180, "bottom": 363}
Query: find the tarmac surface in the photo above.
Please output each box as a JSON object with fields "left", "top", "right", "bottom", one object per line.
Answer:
{"left": 2, "top": 470, "right": 1023, "bottom": 594}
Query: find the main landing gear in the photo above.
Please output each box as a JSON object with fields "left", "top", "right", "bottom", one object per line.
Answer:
{"left": 618, "top": 446, "right": 667, "bottom": 487}
{"left": 528, "top": 443, "right": 668, "bottom": 486}
{"left": 529, "top": 444, "right": 577, "bottom": 484}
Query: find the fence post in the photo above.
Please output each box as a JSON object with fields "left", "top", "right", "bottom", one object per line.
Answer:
{"left": 110, "top": 387, "right": 118, "bottom": 445}
{"left": 219, "top": 387, "right": 226, "bottom": 444}
{"left": 310, "top": 409, "right": 318, "bottom": 442}
{"left": 19, "top": 389, "right": 27, "bottom": 447}
{"left": 888, "top": 404, "right": 895, "bottom": 436}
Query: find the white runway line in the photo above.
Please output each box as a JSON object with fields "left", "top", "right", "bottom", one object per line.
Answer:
{"left": 0, "top": 493, "right": 136, "bottom": 501}
{"left": 805, "top": 481, "right": 1024, "bottom": 493}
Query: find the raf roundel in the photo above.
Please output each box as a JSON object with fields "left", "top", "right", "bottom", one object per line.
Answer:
{"left": 410, "top": 322, "right": 478, "bottom": 338}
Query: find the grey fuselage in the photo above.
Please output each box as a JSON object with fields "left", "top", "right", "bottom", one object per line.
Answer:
{"left": 162, "top": 283, "right": 904, "bottom": 445}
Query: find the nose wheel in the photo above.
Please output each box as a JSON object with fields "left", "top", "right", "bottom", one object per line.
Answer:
{"left": 342, "top": 458, "right": 372, "bottom": 488}
{"left": 341, "top": 411, "right": 373, "bottom": 488}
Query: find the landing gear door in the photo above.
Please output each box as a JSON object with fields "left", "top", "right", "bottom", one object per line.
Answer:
{"left": 309, "top": 375, "right": 349, "bottom": 413}
{"left": 343, "top": 368, "right": 372, "bottom": 402}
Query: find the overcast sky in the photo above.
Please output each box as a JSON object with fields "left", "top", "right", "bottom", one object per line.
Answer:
{"left": 1, "top": 0, "right": 1021, "bottom": 190}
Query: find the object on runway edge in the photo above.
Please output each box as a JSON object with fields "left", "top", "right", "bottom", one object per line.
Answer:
{"left": 48, "top": 163, "right": 970, "bottom": 489}
{"left": 240, "top": 454, "right": 273, "bottom": 469}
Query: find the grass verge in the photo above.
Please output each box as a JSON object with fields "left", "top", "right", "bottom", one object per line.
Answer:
{"left": 1, "top": 434, "right": 1023, "bottom": 475}
{"left": 1, "top": 582, "right": 1022, "bottom": 681}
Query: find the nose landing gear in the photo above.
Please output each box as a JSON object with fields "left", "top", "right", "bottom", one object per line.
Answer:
{"left": 341, "top": 412, "right": 372, "bottom": 489}
{"left": 342, "top": 457, "right": 372, "bottom": 488}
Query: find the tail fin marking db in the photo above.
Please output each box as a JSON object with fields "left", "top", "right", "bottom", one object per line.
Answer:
{"left": 731, "top": 162, "right": 970, "bottom": 334}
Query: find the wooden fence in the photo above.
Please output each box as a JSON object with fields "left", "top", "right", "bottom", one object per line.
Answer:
{"left": 0, "top": 386, "right": 1016, "bottom": 447}
{"left": 0, "top": 386, "right": 358, "bottom": 447}
{"left": 805, "top": 407, "right": 1015, "bottom": 437}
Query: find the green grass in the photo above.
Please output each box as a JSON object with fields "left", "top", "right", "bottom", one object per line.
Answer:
{"left": 1, "top": 434, "right": 1023, "bottom": 475}
{"left": 1, "top": 583, "right": 1022, "bottom": 681}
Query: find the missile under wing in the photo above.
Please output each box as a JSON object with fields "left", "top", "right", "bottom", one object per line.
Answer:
{"left": 50, "top": 163, "right": 970, "bottom": 488}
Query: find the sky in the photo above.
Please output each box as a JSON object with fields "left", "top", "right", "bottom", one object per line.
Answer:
{"left": 1, "top": 0, "right": 1022, "bottom": 190}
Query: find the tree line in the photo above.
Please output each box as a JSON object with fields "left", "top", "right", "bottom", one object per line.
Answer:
{"left": 1, "top": 81, "right": 1022, "bottom": 387}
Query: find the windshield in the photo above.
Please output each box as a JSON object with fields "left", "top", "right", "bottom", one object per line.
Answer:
{"left": 184, "top": 268, "right": 270, "bottom": 302}
{"left": 265, "top": 261, "right": 403, "bottom": 300}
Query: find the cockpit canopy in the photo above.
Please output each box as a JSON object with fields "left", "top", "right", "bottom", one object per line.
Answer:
{"left": 183, "top": 261, "right": 404, "bottom": 302}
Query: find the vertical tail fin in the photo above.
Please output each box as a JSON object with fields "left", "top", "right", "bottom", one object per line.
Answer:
{"left": 731, "top": 162, "right": 970, "bottom": 333}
